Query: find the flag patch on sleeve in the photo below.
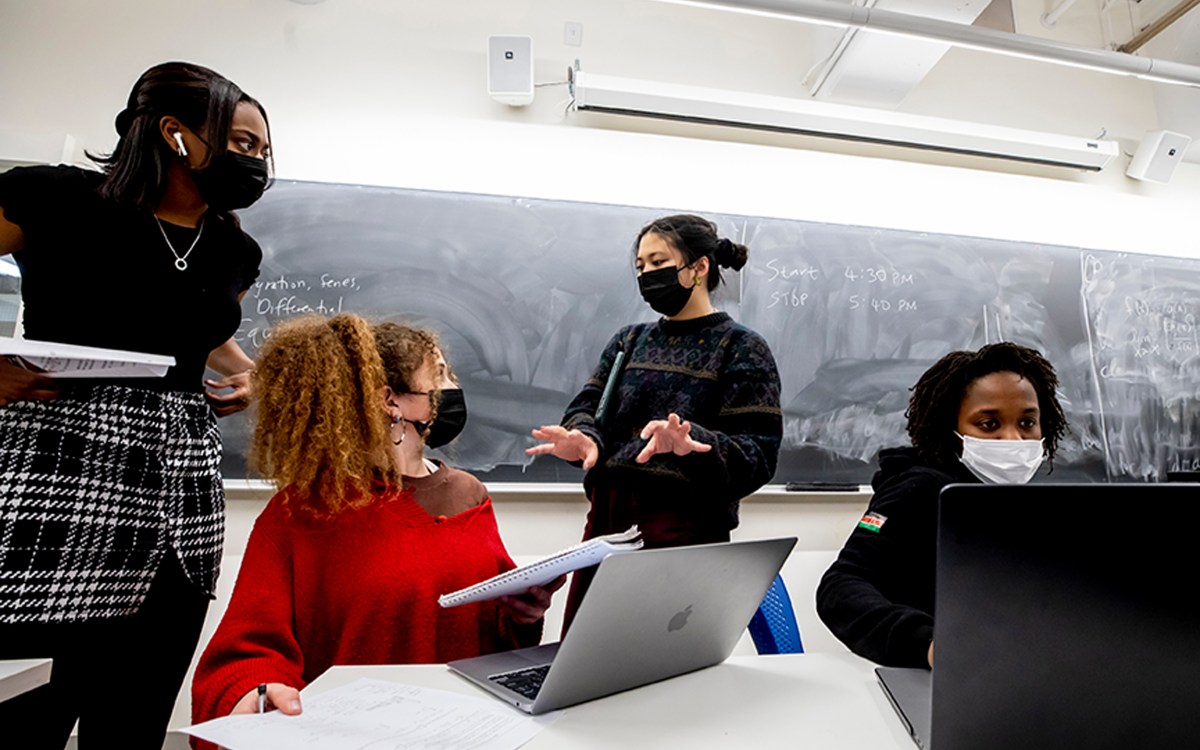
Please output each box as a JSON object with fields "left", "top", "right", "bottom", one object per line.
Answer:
{"left": 857, "top": 512, "right": 887, "bottom": 533}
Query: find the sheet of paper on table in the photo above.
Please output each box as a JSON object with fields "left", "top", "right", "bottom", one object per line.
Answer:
{"left": 181, "top": 678, "right": 561, "bottom": 750}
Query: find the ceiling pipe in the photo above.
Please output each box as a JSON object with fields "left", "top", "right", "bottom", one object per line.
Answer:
{"left": 654, "top": 0, "right": 1200, "bottom": 87}
{"left": 1119, "top": 0, "right": 1200, "bottom": 53}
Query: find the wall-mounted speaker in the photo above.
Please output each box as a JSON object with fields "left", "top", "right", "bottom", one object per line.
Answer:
{"left": 488, "top": 35, "right": 534, "bottom": 106}
{"left": 1126, "top": 130, "right": 1191, "bottom": 183}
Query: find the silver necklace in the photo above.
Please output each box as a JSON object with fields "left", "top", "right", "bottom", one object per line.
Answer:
{"left": 155, "top": 217, "right": 204, "bottom": 271}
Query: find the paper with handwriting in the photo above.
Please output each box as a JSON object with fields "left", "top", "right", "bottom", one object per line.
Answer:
{"left": 182, "top": 678, "right": 560, "bottom": 750}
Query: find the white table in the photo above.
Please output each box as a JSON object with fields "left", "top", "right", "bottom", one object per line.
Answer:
{"left": 303, "top": 653, "right": 914, "bottom": 749}
{"left": 0, "top": 658, "right": 51, "bottom": 703}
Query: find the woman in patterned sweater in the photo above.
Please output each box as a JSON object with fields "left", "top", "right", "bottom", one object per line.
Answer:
{"left": 528, "top": 214, "right": 783, "bottom": 630}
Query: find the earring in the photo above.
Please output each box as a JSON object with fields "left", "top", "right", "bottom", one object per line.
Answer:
{"left": 391, "top": 414, "right": 405, "bottom": 445}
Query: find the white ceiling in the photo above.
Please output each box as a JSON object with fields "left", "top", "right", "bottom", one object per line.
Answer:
{"left": 1136, "top": 2, "right": 1200, "bottom": 160}
{"left": 799, "top": 0, "right": 1200, "bottom": 161}
{"left": 1028, "top": 0, "right": 1200, "bottom": 159}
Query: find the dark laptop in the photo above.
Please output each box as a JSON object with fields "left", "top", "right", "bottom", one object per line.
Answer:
{"left": 878, "top": 482, "right": 1200, "bottom": 750}
{"left": 448, "top": 536, "right": 796, "bottom": 714}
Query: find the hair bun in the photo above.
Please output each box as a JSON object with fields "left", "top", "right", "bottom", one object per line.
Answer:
{"left": 715, "top": 237, "right": 749, "bottom": 271}
{"left": 114, "top": 108, "right": 135, "bottom": 137}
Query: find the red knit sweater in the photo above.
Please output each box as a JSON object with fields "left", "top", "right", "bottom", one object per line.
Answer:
{"left": 191, "top": 468, "right": 539, "bottom": 725}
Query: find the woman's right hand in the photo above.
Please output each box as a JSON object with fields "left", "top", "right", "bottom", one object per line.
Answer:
{"left": 498, "top": 574, "right": 568, "bottom": 625}
{"left": 0, "top": 358, "right": 58, "bottom": 407}
{"left": 231, "top": 682, "right": 303, "bottom": 716}
{"left": 526, "top": 426, "right": 600, "bottom": 470}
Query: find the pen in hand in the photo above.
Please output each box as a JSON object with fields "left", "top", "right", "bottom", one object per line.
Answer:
{"left": 234, "top": 682, "right": 302, "bottom": 716}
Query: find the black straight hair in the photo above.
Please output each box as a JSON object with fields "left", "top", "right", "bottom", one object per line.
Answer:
{"left": 89, "top": 61, "right": 273, "bottom": 213}
{"left": 634, "top": 214, "right": 748, "bottom": 292}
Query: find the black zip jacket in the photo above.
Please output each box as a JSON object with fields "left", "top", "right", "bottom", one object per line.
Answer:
{"left": 816, "top": 447, "right": 977, "bottom": 667}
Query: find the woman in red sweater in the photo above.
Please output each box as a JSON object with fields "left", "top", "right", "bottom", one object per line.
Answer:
{"left": 191, "top": 315, "right": 561, "bottom": 723}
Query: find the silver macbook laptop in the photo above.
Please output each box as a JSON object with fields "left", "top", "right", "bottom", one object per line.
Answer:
{"left": 447, "top": 536, "right": 796, "bottom": 714}
{"left": 878, "top": 482, "right": 1200, "bottom": 750}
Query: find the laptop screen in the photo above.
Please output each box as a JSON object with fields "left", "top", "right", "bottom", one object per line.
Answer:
{"left": 932, "top": 482, "right": 1200, "bottom": 750}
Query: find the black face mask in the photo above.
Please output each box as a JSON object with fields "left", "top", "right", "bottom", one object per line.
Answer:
{"left": 426, "top": 389, "right": 468, "bottom": 449}
{"left": 192, "top": 148, "right": 269, "bottom": 211}
{"left": 638, "top": 265, "right": 694, "bottom": 317}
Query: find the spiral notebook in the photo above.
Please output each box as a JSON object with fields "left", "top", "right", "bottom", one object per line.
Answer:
{"left": 438, "top": 526, "right": 643, "bottom": 607}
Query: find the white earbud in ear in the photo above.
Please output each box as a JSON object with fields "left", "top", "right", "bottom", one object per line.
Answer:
{"left": 173, "top": 132, "right": 188, "bottom": 157}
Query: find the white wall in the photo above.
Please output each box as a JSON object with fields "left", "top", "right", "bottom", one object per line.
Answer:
{"left": 2, "top": 0, "right": 1198, "bottom": 260}
{"left": 4, "top": 0, "right": 1199, "bottom": 741}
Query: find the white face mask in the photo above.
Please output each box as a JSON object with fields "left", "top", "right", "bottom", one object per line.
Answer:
{"left": 956, "top": 432, "right": 1045, "bottom": 484}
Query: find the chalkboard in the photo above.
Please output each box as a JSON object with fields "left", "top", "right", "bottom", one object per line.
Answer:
{"left": 219, "top": 179, "right": 1200, "bottom": 484}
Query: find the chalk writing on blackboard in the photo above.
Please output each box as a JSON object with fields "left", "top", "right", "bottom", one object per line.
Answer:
{"left": 212, "top": 180, "right": 1200, "bottom": 483}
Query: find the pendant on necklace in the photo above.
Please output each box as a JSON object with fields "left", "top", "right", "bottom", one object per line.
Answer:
{"left": 156, "top": 216, "right": 204, "bottom": 273}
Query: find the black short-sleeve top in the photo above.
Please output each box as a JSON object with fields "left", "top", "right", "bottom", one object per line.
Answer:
{"left": 0, "top": 165, "right": 262, "bottom": 392}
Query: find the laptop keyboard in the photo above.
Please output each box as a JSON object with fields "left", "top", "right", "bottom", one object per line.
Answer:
{"left": 488, "top": 664, "right": 551, "bottom": 700}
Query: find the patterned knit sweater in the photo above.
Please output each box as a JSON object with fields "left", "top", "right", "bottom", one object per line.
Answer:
{"left": 562, "top": 312, "right": 782, "bottom": 532}
{"left": 191, "top": 466, "right": 540, "bottom": 725}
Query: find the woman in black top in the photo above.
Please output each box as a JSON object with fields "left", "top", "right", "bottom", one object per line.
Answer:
{"left": 527, "top": 214, "right": 783, "bottom": 631}
{"left": 816, "top": 342, "right": 1068, "bottom": 669}
{"left": 0, "top": 61, "right": 270, "bottom": 749}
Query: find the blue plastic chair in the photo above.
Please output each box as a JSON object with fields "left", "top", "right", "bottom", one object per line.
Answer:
{"left": 748, "top": 575, "right": 804, "bottom": 654}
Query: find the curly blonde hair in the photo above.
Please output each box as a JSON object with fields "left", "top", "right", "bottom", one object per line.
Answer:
{"left": 250, "top": 314, "right": 400, "bottom": 514}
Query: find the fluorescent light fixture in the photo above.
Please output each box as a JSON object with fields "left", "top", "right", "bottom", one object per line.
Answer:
{"left": 657, "top": 0, "right": 1200, "bottom": 89}
{"left": 570, "top": 70, "right": 1119, "bottom": 170}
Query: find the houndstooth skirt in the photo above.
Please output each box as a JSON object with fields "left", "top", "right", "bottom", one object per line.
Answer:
{"left": 0, "top": 384, "right": 224, "bottom": 624}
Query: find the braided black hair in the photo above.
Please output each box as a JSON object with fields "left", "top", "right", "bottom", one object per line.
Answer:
{"left": 906, "top": 342, "right": 1068, "bottom": 470}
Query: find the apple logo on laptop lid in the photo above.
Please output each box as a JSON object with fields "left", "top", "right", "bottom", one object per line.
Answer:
{"left": 668, "top": 605, "right": 693, "bottom": 632}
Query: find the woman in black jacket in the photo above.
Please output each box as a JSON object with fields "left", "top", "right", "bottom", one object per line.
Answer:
{"left": 816, "top": 342, "right": 1068, "bottom": 668}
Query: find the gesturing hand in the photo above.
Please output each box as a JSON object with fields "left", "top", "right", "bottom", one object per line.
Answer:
{"left": 635, "top": 413, "right": 712, "bottom": 464}
{"left": 525, "top": 426, "right": 600, "bottom": 470}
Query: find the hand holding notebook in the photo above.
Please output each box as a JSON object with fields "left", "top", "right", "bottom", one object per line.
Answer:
{"left": 439, "top": 526, "right": 643, "bottom": 608}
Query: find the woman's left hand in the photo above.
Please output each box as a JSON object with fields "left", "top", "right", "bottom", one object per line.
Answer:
{"left": 636, "top": 413, "right": 713, "bottom": 464}
{"left": 498, "top": 575, "right": 568, "bottom": 625}
{"left": 205, "top": 370, "right": 253, "bottom": 417}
